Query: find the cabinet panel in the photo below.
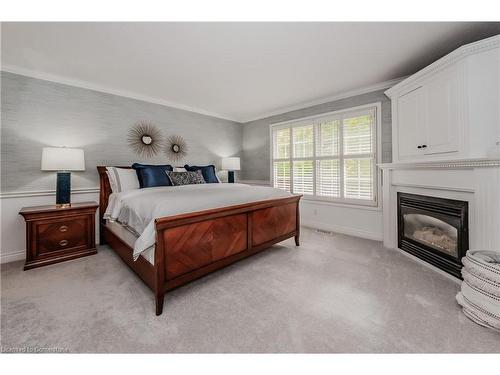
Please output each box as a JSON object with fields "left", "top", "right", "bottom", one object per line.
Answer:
{"left": 423, "top": 67, "right": 460, "bottom": 155}
{"left": 397, "top": 86, "right": 426, "bottom": 160}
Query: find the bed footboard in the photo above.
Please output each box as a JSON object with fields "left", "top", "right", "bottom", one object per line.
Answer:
{"left": 153, "top": 195, "right": 301, "bottom": 315}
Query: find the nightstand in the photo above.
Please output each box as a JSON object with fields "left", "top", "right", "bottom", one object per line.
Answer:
{"left": 19, "top": 202, "right": 99, "bottom": 270}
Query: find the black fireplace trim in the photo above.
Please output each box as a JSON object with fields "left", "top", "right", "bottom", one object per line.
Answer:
{"left": 397, "top": 192, "right": 468, "bottom": 279}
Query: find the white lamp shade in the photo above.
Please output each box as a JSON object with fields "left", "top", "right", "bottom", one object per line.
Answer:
{"left": 221, "top": 157, "right": 240, "bottom": 171}
{"left": 41, "top": 147, "right": 85, "bottom": 171}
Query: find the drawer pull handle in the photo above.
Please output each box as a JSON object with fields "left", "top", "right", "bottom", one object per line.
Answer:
{"left": 59, "top": 240, "right": 69, "bottom": 247}
{"left": 59, "top": 225, "right": 68, "bottom": 232}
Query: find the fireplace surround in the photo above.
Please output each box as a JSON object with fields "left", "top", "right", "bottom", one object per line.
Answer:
{"left": 398, "top": 193, "right": 468, "bottom": 278}
{"left": 380, "top": 159, "right": 500, "bottom": 282}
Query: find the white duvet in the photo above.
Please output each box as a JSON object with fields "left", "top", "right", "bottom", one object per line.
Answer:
{"left": 104, "top": 183, "right": 292, "bottom": 259}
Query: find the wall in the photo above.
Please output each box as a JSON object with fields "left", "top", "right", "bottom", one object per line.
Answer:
{"left": 241, "top": 90, "right": 392, "bottom": 240}
{"left": 1, "top": 72, "right": 242, "bottom": 262}
{"left": 1, "top": 72, "right": 242, "bottom": 192}
{"left": 241, "top": 89, "right": 391, "bottom": 180}
{"left": 0, "top": 72, "right": 392, "bottom": 263}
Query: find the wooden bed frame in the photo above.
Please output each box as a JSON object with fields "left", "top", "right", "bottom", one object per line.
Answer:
{"left": 97, "top": 166, "right": 301, "bottom": 315}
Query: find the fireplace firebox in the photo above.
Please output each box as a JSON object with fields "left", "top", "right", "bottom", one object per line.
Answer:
{"left": 397, "top": 193, "right": 468, "bottom": 278}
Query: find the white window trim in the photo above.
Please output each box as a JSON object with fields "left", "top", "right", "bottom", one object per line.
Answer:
{"left": 269, "top": 102, "right": 382, "bottom": 210}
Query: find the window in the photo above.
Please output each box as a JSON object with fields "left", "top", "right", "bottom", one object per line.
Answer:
{"left": 271, "top": 104, "right": 379, "bottom": 206}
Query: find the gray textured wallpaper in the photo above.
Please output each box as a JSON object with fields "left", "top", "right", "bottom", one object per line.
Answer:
{"left": 1, "top": 72, "right": 391, "bottom": 191}
{"left": 1, "top": 72, "right": 242, "bottom": 192}
{"left": 241, "top": 90, "right": 392, "bottom": 180}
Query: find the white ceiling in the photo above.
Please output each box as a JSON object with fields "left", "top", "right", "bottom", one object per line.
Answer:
{"left": 2, "top": 22, "right": 500, "bottom": 122}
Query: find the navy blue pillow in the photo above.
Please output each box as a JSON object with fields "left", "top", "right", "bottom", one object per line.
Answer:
{"left": 132, "top": 163, "right": 173, "bottom": 188}
{"left": 184, "top": 165, "right": 219, "bottom": 183}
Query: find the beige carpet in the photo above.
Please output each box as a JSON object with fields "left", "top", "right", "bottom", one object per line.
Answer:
{"left": 1, "top": 227, "right": 499, "bottom": 353}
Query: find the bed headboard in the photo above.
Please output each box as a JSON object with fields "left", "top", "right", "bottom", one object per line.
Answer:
{"left": 96, "top": 166, "right": 132, "bottom": 226}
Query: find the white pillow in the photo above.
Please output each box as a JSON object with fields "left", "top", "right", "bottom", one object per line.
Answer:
{"left": 106, "top": 171, "right": 118, "bottom": 193}
{"left": 173, "top": 167, "right": 186, "bottom": 172}
{"left": 215, "top": 168, "right": 223, "bottom": 183}
{"left": 106, "top": 167, "right": 140, "bottom": 193}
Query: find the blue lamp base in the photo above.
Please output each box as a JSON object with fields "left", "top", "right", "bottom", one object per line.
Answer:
{"left": 56, "top": 172, "right": 71, "bottom": 208}
{"left": 228, "top": 171, "right": 235, "bottom": 183}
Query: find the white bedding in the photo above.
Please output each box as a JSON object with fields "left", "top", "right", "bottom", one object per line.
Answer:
{"left": 103, "top": 183, "right": 292, "bottom": 260}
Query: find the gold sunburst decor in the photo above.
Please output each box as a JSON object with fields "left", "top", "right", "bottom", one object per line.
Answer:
{"left": 127, "top": 121, "right": 163, "bottom": 158}
{"left": 164, "top": 135, "right": 188, "bottom": 162}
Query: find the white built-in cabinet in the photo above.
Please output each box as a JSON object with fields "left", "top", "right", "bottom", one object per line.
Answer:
{"left": 386, "top": 35, "right": 500, "bottom": 163}
{"left": 396, "top": 85, "right": 425, "bottom": 159}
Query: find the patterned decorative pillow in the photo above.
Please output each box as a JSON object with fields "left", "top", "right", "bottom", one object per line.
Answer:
{"left": 166, "top": 170, "right": 206, "bottom": 186}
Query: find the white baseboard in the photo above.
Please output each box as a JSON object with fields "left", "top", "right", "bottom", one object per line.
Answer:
{"left": 302, "top": 219, "right": 383, "bottom": 241}
{"left": 1, "top": 250, "right": 25, "bottom": 264}
{"left": 1, "top": 239, "right": 103, "bottom": 265}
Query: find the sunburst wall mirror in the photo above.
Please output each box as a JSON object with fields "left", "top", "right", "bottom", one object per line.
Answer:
{"left": 127, "top": 121, "right": 163, "bottom": 158}
{"left": 165, "top": 135, "right": 188, "bottom": 162}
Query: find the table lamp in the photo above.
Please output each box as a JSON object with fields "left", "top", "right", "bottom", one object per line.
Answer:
{"left": 221, "top": 157, "right": 240, "bottom": 183}
{"left": 41, "top": 147, "right": 85, "bottom": 208}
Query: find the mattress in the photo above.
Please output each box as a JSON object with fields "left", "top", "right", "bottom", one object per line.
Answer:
{"left": 103, "top": 183, "right": 292, "bottom": 260}
{"left": 105, "top": 220, "right": 155, "bottom": 265}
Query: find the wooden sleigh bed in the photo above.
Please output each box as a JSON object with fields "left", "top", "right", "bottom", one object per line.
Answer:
{"left": 97, "top": 166, "right": 301, "bottom": 315}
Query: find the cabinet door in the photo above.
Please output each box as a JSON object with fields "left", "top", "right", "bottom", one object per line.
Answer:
{"left": 423, "top": 67, "right": 460, "bottom": 155}
{"left": 397, "top": 86, "right": 426, "bottom": 160}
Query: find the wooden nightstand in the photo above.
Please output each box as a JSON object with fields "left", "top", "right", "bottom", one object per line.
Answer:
{"left": 19, "top": 202, "right": 99, "bottom": 270}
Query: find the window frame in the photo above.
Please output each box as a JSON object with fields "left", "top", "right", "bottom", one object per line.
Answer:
{"left": 269, "top": 102, "right": 382, "bottom": 208}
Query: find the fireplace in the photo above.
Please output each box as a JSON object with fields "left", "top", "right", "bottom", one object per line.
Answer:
{"left": 398, "top": 193, "right": 468, "bottom": 278}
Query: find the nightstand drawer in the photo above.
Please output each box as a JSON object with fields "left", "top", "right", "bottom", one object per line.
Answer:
{"left": 36, "top": 216, "right": 90, "bottom": 254}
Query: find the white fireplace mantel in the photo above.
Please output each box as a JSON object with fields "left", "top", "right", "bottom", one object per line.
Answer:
{"left": 379, "top": 158, "right": 500, "bottom": 263}
{"left": 379, "top": 158, "right": 500, "bottom": 170}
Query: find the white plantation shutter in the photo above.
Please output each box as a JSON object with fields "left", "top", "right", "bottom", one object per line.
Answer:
{"left": 316, "top": 120, "right": 340, "bottom": 157}
{"left": 315, "top": 120, "right": 341, "bottom": 197}
{"left": 341, "top": 109, "right": 375, "bottom": 201}
{"left": 292, "top": 161, "right": 313, "bottom": 195}
{"left": 344, "top": 158, "right": 373, "bottom": 199}
{"left": 316, "top": 159, "right": 340, "bottom": 197}
{"left": 343, "top": 114, "right": 373, "bottom": 155}
{"left": 274, "top": 128, "right": 290, "bottom": 159}
{"left": 271, "top": 105, "right": 377, "bottom": 205}
{"left": 292, "top": 125, "right": 314, "bottom": 158}
{"left": 273, "top": 161, "right": 291, "bottom": 191}
{"left": 272, "top": 127, "right": 292, "bottom": 192}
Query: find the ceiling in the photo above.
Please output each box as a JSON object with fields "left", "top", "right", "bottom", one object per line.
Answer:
{"left": 2, "top": 22, "right": 500, "bottom": 122}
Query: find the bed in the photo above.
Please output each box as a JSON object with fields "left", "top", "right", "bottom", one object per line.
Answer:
{"left": 97, "top": 166, "right": 301, "bottom": 315}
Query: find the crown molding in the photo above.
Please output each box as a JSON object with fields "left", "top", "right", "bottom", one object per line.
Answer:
{"left": 1, "top": 65, "right": 243, "bottom": 123}
{"left": 240, "top": 76, "right": 406, "bottom": 123}
{"left": 2, "top": 64, "right": 406, "bottom": 125}
{"left": 385, "top": 34, "right": 500, "bottom": 97}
